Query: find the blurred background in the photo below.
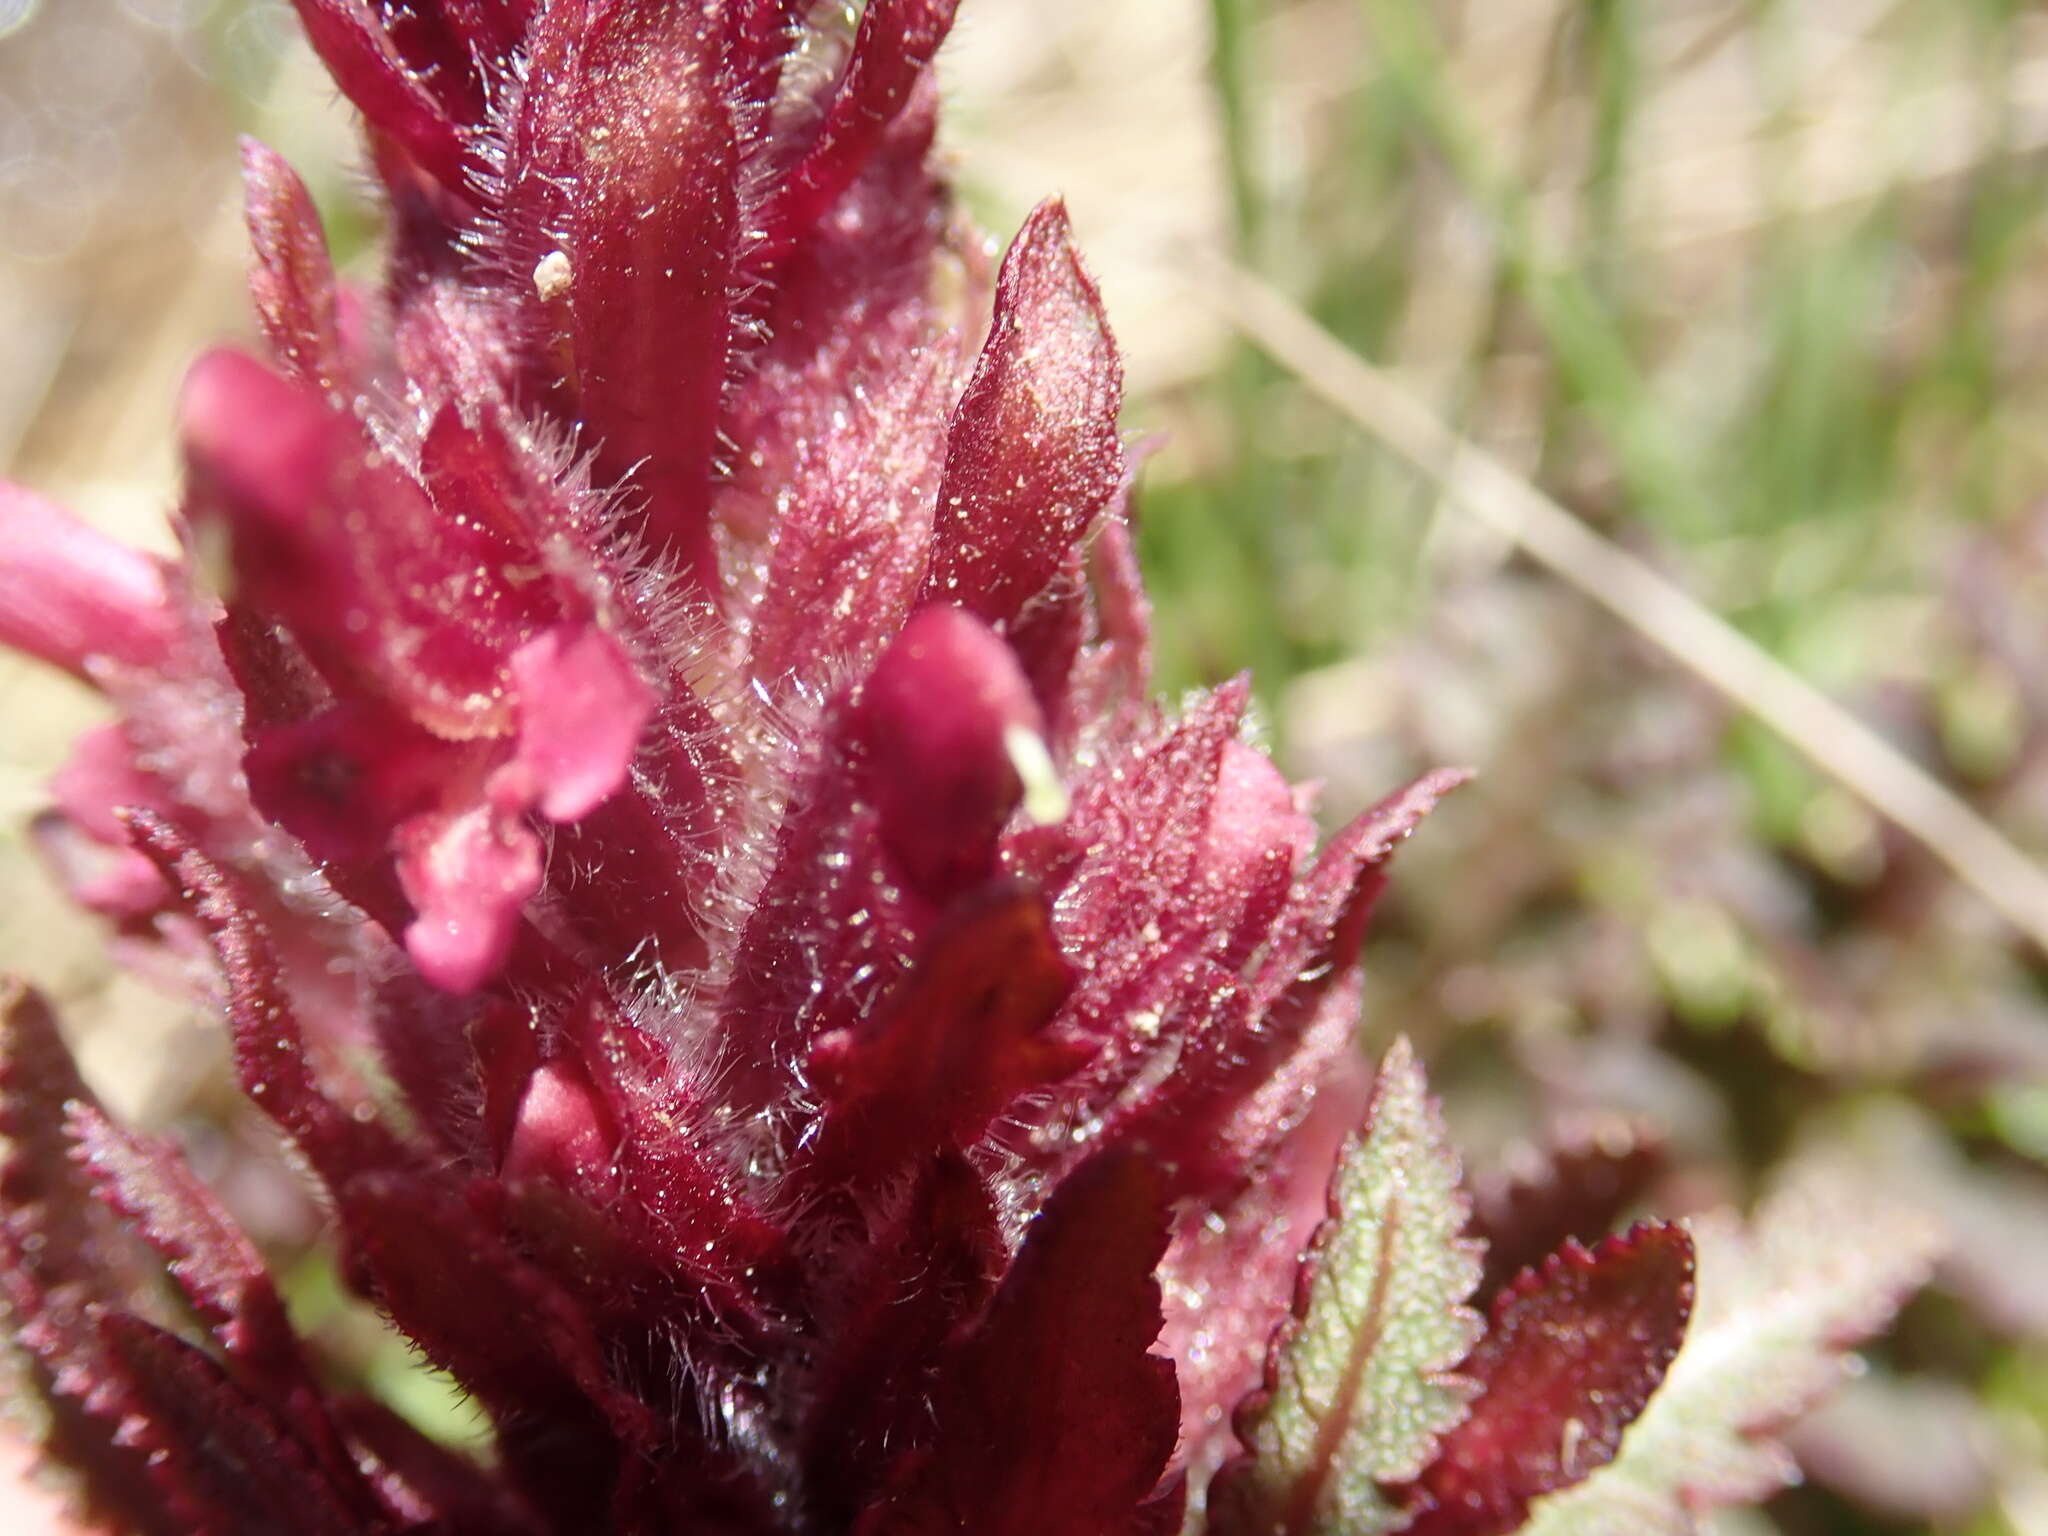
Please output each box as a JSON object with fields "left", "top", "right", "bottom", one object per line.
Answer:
{"left": 6, "top": 0, "right": 2048, "bottom": 1530}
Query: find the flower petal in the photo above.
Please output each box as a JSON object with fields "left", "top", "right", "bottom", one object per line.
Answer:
{"left": 0, "top": 486, "right": 174, "bottom": 683}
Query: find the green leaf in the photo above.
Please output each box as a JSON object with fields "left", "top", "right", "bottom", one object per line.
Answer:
{"left": 1213, "top": 1036, "right": 1483, "bottom": 1536}
{"left": 1516, "top": 1157, "right": 1942, "bottom": 1536}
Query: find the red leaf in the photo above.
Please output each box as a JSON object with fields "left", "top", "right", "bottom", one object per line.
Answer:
{"left": 504, "top": 0, "right": 743, "bottom": 591}
{"left": 1031, "top": 762, "right": 1459, "bottom": 1200}
{"left": 715, "top": 68, "right": 957, "bottom": 663}
{"left": 739, "top": 333, "right": 961, "bottom": 689}
{"left": 1161, "top": 768, "right": 1470, "bottom": 1162}
{"left": 66, "top": 1104, "right": 309, "bottom": 1395}
{"left": 241, "top": 139, "right": 343, "bottom": 391}
{"left": 856, "top": 1150, "right": 1180, "bottom": 1535}
{"left": 0, "top": 983, "right": 155, "bottom": 1348}
{"left": 763, "top": 0, "right": 961, "bottom": 253}
{"left": 1258, "top": 768, "right": 1472, "bottom": 1004}
{"left": 329, "top": 1392, "right": 542, "bottom": 1533}
{"left": 0, "top": 983, "right": 200, "bottom": 1533}
{"left": 1470, "top": 1120, "right": 1668, "bottom": 1301}
{"left": 799, "top": 1153, "right": 1006, "bottom": 1525}
{"left": 1082, "top": 506, "right": 1154, "bottom": 707}
{"left": 94, "top": 1313, "right": 383, "bottom": 1536}
{"left": 730, "top": 0, "right": 807, "bottom": 97}
{"left": 920, "top": 200, "right": 1125, "bottom": 628}
{"left": 361, "top": 963, "right": 488, "bottom": 1166}
{"left": 477, "top": 990, "right": 793, "bottom": 1337}
{"left": 804, "top": 882, "right": 1085, "bottom": 1182}
{"left": 708, "top": 714, "right": 905, "bottom": 1127}
{"left": 129, "top": 819, "right": 393, "bottom": 1177}
{"left": 333, "top": 1170, "right": 646, "bottom": 1450}
{"left": 288, "top": 0, "right": 469, "bottom": 192}
{"left": 1006, "top": 680, "right": 1254, "bottom": 1121}
{"left": 1403, "top": 1222, "right": 1696, "bottom": 1536}
{"left": 361, "top": 0, "right": 493, "bottom": 122}
{"left": 435, "top": 0, "right": 532, "bottom": 65}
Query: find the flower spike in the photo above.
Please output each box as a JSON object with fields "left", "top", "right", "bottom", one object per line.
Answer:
{"left": 0, "top": 3, "right": 1899, "bottom": 1533}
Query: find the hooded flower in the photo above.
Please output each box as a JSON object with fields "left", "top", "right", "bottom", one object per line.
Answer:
{"left": 0, "top": 4, "right": 1703, "bottom": 1533}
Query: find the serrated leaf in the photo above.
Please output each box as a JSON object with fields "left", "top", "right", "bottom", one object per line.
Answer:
{"left": 1403, "top": 1222, "right": 1695, "bottom": 1536}
{"left": 1212, "top": 1037, "right": 1483, "bottom": 1536}
{"left": 65, "top": 1099, "right": 382, "bottom": 1517}
{"left": 0, "top": 980, "right": 171, "bottom": 1533}
{"left": 93, "top": 1312, "right": 382, "bottom": 1536}
{"left": 1469, "top": 1120, "right": 1667, "bottom": 1301}
{"left": 67, "top": 1103, "right": 301, "bottom": 1378}
{"left": 1516, "top": 1159, "right": 1941, "bottom": 1536}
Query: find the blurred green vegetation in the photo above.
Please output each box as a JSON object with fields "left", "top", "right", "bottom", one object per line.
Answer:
{"left": 1143, "top": 1, "right": 2048, "bottom": 703}
{"left": 1131, "top": 3, "right": 2048, "bottom": 1531}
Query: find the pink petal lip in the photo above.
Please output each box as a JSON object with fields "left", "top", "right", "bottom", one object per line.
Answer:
{"left": 0, "top": 484, "right": 177, "bottom": 681}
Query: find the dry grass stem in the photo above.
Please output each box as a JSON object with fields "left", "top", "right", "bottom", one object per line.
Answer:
{"left": 1201, "top": 254, "right": 2048, "bottom": 961}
